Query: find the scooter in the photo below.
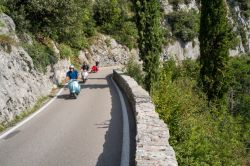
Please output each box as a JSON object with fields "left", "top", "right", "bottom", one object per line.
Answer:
{"left": 81, "top": 69, "right": 89, "bottom": 83}
{"left": 68, "top": 79, "right": 81, "bottom": 99}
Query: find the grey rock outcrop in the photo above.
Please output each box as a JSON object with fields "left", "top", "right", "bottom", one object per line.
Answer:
{"left": 0, "top": 13, "right": 18, "bottom": 41}
{"left": 178, "top": 0, "right": 199, "bottom": 11}
{"left": 229, "top": 1, "right": 250, "bottom": 53}
{"left": 18, "top": 33, "right": 33, "bottom": 45}
{"left": 46, "top": 59, "right": 70, "bottom": 85}
{"left": 113, "top": 70, "right": 178, "bottom": 166}
{"left": 0, "top": 45, "right": 52, "bottom": 123}
{"left": 0, "top": 13, "right": 69, "bottom": 123}
{"left": 162, "top": 38, "right": 200, "bottom": 61}
{"left": 0, "top": 13, "right": 52, "bottom": 123}
{"left": 79, "top": 34, "right": 138, "bottom": 66}
{"left": 160, "top": 0, "right": 173, "bottom": 14}
{"left": 160, "top": 0, "right": 250, "bottom": 61}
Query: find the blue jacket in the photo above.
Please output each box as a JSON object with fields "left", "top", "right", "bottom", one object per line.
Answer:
{"left": 66, "top": 70, "right": 78, "bottom": 79}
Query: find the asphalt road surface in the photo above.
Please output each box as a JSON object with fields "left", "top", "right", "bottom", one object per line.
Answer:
{"left": 0, "top": 67, "right": 129, "bottom": 166}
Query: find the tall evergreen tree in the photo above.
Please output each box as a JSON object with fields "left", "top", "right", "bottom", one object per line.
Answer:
{"left": 199, "top": 0, "right": 232, "bottom": 100}
{"left": 135, "top": 0, "right": 163, "bottom": 91}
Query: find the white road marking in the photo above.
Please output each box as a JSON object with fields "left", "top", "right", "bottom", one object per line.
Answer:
{"left": 111, "top": 77, "right": 130, "bottom": 166}
{"left": 0, "top": 88, "right": 64, "bottom": 140}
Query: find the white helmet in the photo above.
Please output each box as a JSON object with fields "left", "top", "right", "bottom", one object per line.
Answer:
{"left": 69, "top": 65, "right": 74, "bottom": 69}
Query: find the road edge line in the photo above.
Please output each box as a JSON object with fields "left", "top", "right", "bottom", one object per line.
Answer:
{"left": 0, "top": 87, "right": 64, "bottom": 140}
{"left": 110, "top": 77, "right": 130, "bottom": 166}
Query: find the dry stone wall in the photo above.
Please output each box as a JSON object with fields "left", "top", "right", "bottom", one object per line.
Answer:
{"left": 113, "top": 70, "right": 178, "bottom": 166}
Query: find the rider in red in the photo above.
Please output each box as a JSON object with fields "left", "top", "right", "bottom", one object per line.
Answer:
{"left": 91, "top": 65, "right": 98, "bottom": 73}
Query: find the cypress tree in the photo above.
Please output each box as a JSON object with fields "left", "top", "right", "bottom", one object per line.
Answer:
{"left": 199, "top": 0, "right": 231, "bottom": 100}
{"left": 135, "top": 0, "right": 163, "bottom": 91}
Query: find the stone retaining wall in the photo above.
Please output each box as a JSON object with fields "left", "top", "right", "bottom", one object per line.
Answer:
{"left": 113, "top": 70, "right": 178, "bottom": 166}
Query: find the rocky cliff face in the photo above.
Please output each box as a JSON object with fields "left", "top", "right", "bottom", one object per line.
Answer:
{"left": 78, "top": 34, "right": 138, "bottom": 67}
{"left": 0, "top": 13, "right": 70, "bottom": 123}
{"left": 160, "top": 0, "right": 250, "bottom": 61}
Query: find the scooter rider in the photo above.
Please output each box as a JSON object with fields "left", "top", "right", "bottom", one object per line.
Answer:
{"left": 66, "top": 65, "right": 78, "bottom": 80}
{"left": 81, "top": 62, "right": 89, "bottom": 71}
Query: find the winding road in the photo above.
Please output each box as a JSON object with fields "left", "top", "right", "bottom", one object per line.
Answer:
{"left": 0, "top": 67, "right": 134, "bottom": 166}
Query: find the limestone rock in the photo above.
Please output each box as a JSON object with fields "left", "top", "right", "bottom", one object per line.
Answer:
{"left": 46, "top": 59, "right": 70, "bottom": 85}
{"left": 0, "top": 14, "right": 54, "bottom": 123}
{"left": 0, "top": 46, "right": 52, "bottom": 123}
{"left": 80, "top": 34, "right": 139, "bottom": 66}
{"left": 160, "top": 0, "right": 250, "bottom": 61}
{"left": 0, "top": 13, "right": 19, "bottom": 43}
{"left": 160, "top": 0, "right": 173, "bottom": 14}
{"left": 161, "top": 38, "right": 200, "bottom": 61}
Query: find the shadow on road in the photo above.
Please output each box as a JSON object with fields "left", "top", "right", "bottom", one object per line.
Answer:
{"left": 80, "top": 84, "right": 109, "bottom": 89}
{"left": 95, "top": 75, "right": 136, "bottom": 166}
{"left": 96, "top": 75, "right": 123, "bottom": 166}
{"left": 95, "top": 120, "right": 110, "bottom": 129}
{"left": 56, "top": 94, "right": 72, "bottom": 100}
{"left": 87, "top": 77, "right": 107, "bottom": 80}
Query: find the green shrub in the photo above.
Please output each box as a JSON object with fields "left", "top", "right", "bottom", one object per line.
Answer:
{"left": 0, "top": 0, "right": 7, "bottom": 13}
{"left": 124, "top": 56, "right": 144, "bottom": 86}
{"left": 151, "top": 60, "right": 247, "bottom": 165}
{"left": 238, "top": 0, "right": 250, "bottom": 18}
{"left": 167, "top": 10, "right": 200, "bottom": 42}
{"left": 59, "top": 44, "right": 73, "bottom": 59}
{"left": 23, "top": 40, "right": 55, "bottom": 73}
{"left": 94, "top": 0, "right": 138, "bottom": 49}
{"left": 94, "top": 0, "right": 122, "bottom": 33}
{"left": 114, "top": 21, "right": 138, "bottom": 49}
{"left": 0, "top": 5, "right": 6, "bottom": 13}
{"left": 228, "top": 55, "right": 250, "bottom": 153}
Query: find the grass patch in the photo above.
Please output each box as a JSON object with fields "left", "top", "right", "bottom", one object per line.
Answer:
{"left": 0, "top": 34, "right": 17, "bottom": 53}
{"left": 123, "top": 56, "right": 144, "bottom": 86}
{"left": 0, "top": 34, "right": 16, "bottom": 45}
{"left": 59, "top": 43, "right": 73, "bottom": 59}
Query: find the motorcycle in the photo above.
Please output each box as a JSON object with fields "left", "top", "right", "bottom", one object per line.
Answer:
{"left": 68, "top": 79, "right": 81, "bottom": 99}
{"left": 81, "top": 69, "right": 89, "bottom": 83}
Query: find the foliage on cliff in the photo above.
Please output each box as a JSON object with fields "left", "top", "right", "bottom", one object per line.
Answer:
{"left": 151, "top": 57, "right": 250, "bottom": 165}
{"left": 167, "top": 10, "right": 200, "bottom": 42}
{"left": 1, "top": 0, "right": 138, "bottom": 71}
{"left": 125, "top": 55, "right": 250, "bottom": 165}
